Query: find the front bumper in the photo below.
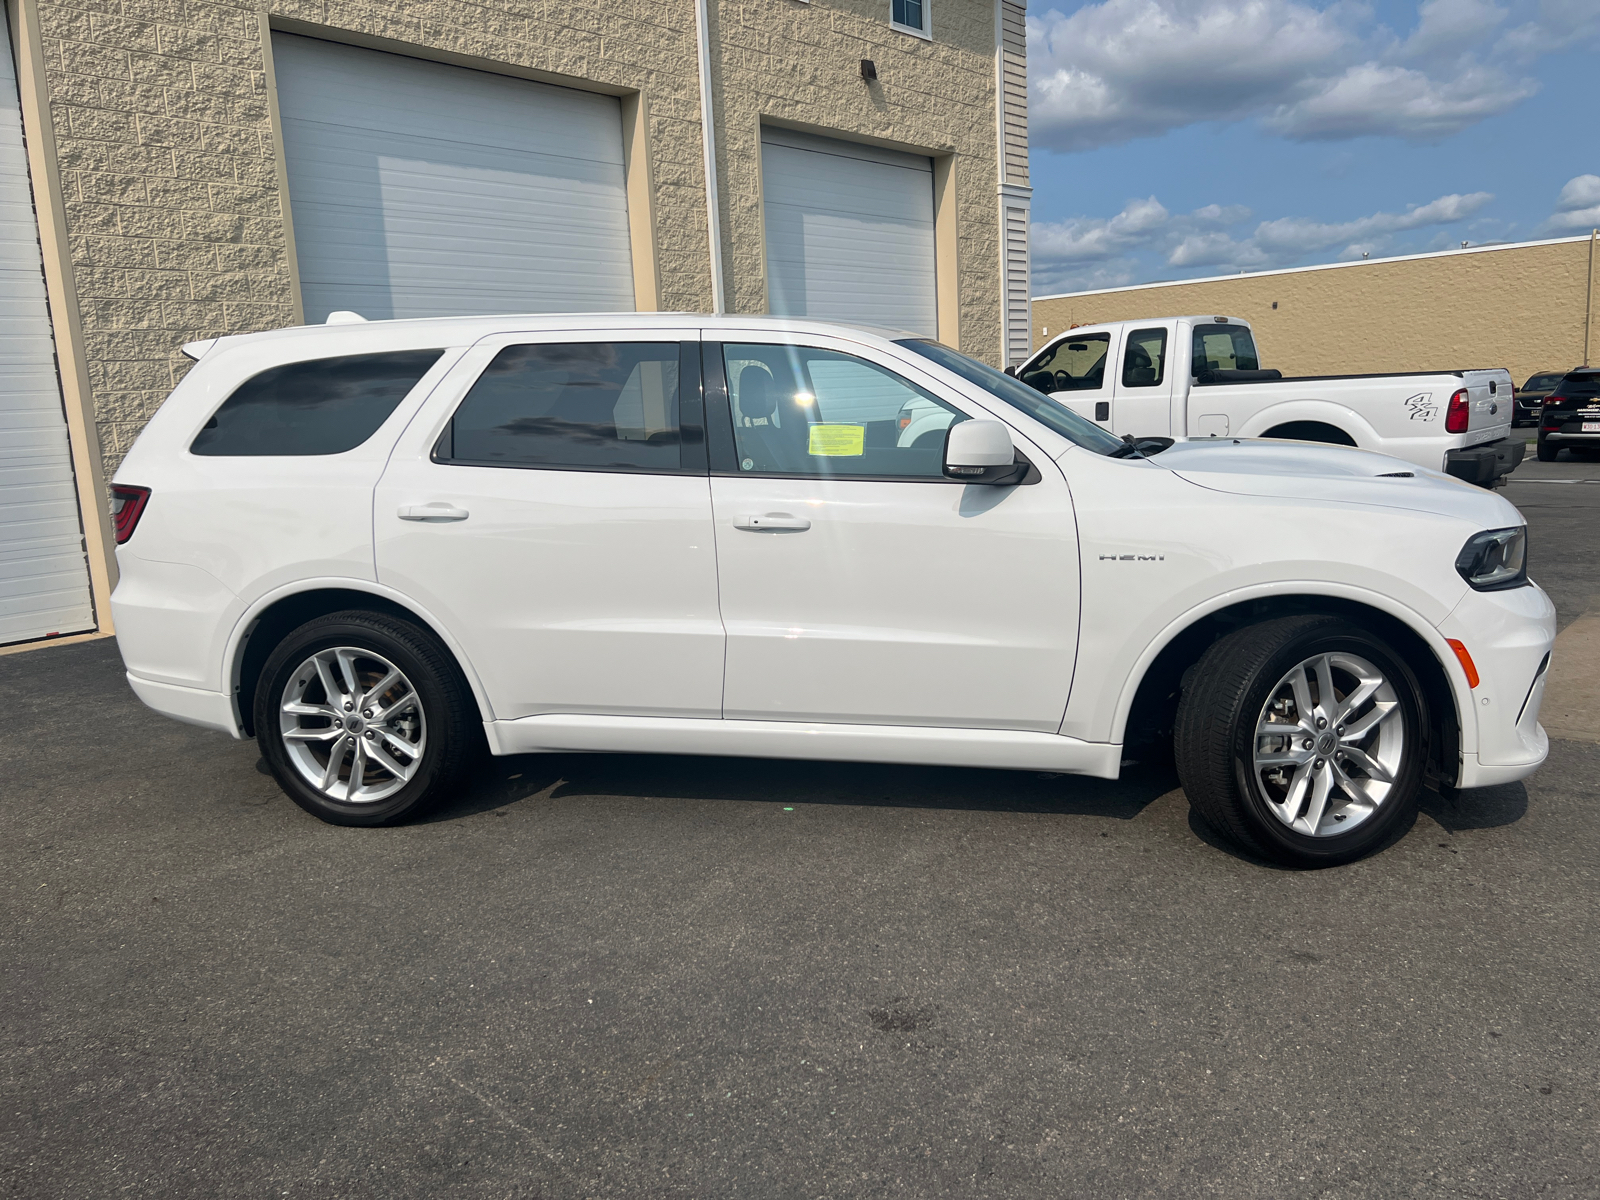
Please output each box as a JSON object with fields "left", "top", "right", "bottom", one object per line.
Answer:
{"left": 1437, "top": 583, "right": 1556, "bottom": 789}
{"left": 1444, "top": 437, "right": 1524, "bottom": 485}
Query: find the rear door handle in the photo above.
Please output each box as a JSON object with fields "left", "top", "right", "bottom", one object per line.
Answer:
{"left": 398, "top": 503, "right": 470, "bottom": 522}
{"left": 733, "top": 512, "right": 811, "bottom": 532}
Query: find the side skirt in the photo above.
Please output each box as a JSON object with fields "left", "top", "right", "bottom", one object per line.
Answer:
{"left": 484, "top": 714, "right": 1123, "bottom": 778}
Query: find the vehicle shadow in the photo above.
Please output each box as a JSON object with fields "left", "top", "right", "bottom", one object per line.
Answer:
{"left": 423, "top": 751, "right": 1183, "bottom": 824}
{"left": 1184, "top": 780, "right": 1529, "bottom": 869}
{"left": 1418, "top": 781, "right": 1529, "bottom": 832}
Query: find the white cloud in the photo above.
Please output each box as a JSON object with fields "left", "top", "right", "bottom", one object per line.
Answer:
{"left": 1028, "top": 0, "right": 1588, "bottom": 152}
{"left": 1033, "top": 190, "right": 1495, "bottom": 289}
{"left": 1539, "top": 174, "right": 1600, "bottom": 233}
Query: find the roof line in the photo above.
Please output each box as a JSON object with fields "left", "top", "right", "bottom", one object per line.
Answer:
{"left": 1031, "top": 233, "right": 1597, "bottom": 303}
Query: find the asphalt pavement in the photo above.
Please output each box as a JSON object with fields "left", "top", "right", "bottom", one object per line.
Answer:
{"left": 4, "top": 452, "right": 1598, "bottom": 1199}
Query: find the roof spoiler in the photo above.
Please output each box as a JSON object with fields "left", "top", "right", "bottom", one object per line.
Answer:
{"left": 181, "top": 338, "right": 217, "bottom": 361}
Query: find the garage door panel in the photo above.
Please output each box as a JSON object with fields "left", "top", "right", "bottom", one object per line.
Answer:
{"left": 274, "top": 34, "right": 635, "bottom": 323}
{"left": 0, "top": 6, "right": 95, "bottom": 645}
{"left": 761, "top": 131, "right": 937, "bottom": 337}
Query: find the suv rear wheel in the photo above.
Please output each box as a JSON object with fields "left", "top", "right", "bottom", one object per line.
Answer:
{"left": 254, "top": 610, "right": 479, "bottom": 826}
{"left": 1174, "top": 615, "right": 1425, "bottom": 867}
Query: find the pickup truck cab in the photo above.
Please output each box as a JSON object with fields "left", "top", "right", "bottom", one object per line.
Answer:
{"left": 1018, "top": 316, "right": 1522, "bottom": 485}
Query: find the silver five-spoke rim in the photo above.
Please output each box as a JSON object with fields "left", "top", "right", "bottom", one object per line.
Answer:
{"left": 1253, "top": 651, "right": 1404, "bottom": 837}
{"left": 279, "top": 647, "right": 426, "bottom": 804}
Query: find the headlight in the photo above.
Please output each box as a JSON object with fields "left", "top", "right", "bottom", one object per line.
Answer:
{"left": 1455, "top": 526, "right": 1528, "bottom": 590}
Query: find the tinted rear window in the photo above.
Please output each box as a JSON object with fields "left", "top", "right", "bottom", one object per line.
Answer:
{"left": 438, "top": 342, "right": 685, "bottom": 472}
{"left": 190, "top": 350, "right": 444, "bottom": 456}
{"left": 1556, "top": 372, "right": 1600, "bottom": 398}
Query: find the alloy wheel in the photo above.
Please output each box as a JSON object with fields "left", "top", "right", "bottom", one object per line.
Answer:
{"left": 1252, "top": 651, "right": 1404, "bottom": 837}
{"left": 278, "top": 646, "right": 427, "bottom": 804}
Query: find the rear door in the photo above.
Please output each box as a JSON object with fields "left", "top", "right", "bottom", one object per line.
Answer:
{"left": 1110, "top": 323, "right": 1177, "bottom": 437}
{"left": 374, "top": 329, "right": 725, "bottom": 721}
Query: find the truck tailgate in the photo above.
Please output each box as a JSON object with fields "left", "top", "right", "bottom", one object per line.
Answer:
{"left": 1461, "top": 367, "right": 1514, "bottom": 444}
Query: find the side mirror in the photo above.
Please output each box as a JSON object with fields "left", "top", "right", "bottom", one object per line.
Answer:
{"left": 944, "top": 420, "right": 1026, "bottom": 485}
{"left": 1003, "top": 365, "right": 1017, "bottom": 377}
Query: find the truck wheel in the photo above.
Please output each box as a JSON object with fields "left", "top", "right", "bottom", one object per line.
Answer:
{"left": 254, "top": 610, "right": 480, "bottom": 826}
{"left": 1174, "top": 615, "right": 1425, "bottom": 867}
{"left": 1536, "top": 436, "right": 1557, "bottom": 462}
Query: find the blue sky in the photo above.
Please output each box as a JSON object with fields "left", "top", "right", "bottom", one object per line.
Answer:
{"left": 1025, "top": 0, "right": 1600, "bottom": 294}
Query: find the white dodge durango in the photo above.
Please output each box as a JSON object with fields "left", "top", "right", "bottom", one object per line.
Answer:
{"left": 110, "top": 314, "right": 1555, "bottom": 866}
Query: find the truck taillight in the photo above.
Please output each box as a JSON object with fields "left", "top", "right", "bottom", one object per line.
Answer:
{"left": 1445, "top": 388, "right": 1470, "bottom": 433}
{"left": 109, "top": 485, "right": 150, "bottom": 544}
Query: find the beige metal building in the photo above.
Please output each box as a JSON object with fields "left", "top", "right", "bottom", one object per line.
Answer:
{"left": 1033, "top": 234, "right": 1599, "bottom": 386}
{"left": 0, "top": 0, "right": 1032, "bottom": 650}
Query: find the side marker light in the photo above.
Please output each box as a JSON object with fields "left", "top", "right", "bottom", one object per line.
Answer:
{"left": 1446, "top": 639, "right": 1480, "bottom": 689}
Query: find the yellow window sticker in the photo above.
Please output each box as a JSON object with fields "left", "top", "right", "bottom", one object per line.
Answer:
{"left": 807, "top": 424, "right": 865, "bottom": 457}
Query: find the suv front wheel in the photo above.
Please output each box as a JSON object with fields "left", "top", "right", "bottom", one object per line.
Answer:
{"left": 1175, "top": 615, "right": 1426, "bottom": 866}
{"left": 254, "top": 610, "right": 479, "bottom": 826}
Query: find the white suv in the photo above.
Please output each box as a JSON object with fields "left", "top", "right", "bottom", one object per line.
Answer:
{"left": 110, "top": 314, "right": 1555, "bottom": 866}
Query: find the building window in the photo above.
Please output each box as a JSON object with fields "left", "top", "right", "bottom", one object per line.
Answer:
{"left": 892, "top": 0, "right": 929, "bottom": 36}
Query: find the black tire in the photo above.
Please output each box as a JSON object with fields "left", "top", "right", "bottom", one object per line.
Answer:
{"left": 254, "top": 610, "right": 480, "bottom": 826}
{"left": 1536, "top": 436, "right": 1557, "bottom": 462}
{"left": 1174, "top": 615, "right": 1426, "bottom": 867}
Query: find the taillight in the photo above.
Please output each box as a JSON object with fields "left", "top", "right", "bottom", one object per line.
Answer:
{"left": 1543, "top": 395, "right": 1568, "bottom": 430}
{"left": 109, "top": 485, "right": 150, "bottom": 544}
{"left": 1445, "top": 388, "right": 1470, "bottom": 433}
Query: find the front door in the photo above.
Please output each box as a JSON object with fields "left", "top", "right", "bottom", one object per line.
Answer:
{"left": 706, "top": 334, "right": 1080, "bottom": 733}
{"left": 1018, "top": 329, "right": 1114, "bottom": 432}
{"left": 374, "top": 331, "right": 725, "bottom": 721}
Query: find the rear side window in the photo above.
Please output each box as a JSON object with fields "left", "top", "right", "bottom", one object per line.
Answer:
{"left": 438, "top": 342, "right": 685, "bottom": 472}
{"left": 1121, "top": 328, "right": 1168, "bottom": 388}
{"left": 191, "top": 350, "right": 443, "bottom": 456}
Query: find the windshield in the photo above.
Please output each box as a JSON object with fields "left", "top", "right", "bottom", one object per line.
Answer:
{"left": 1525, "top": 374, "right": 1562, "bottom": 390}
{"left": 896, "top": 339, "right": 1125, "bottom": 455}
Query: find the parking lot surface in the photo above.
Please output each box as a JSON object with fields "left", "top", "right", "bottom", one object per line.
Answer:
{"left": 4, "top": 454, "right": 1598, "bottom": 1199}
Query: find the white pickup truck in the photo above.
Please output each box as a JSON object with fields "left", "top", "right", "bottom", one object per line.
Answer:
{"left": 1014, "top": 316, "right": 1523, "bottom": 485}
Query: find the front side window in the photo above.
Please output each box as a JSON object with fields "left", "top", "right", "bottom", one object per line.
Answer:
{"left": 1191, "top": 324, "right": 1259, "bottom": 376}
{"left": 1020, "top": 332, "right": 1110, "bottom": 393}
{"left": 439, "top": 342, "right": 684, "bottom": 472}
{"left": 1122, "top": 328, "right": 1168, "bottom": 388}
{"left": 190, "top": 350, "right": 444, "bottom": 456}
{"left": 892, "top": 0, "right": 927, "bottom": 32}
{"left": 897, "top": 339, "right": 1125, "bottom": 455}
{"left": 724, "top": 343, "right": 963, "bottom": 479}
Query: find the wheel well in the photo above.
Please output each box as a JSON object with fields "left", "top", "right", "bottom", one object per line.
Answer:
{"left": 233, "top": 588, "right": 459, "bottom": 737}
{"left": 1123, "top": 595, "right": 1460, "bottom": 788}
{"left": 1261, "top": 421, "right": 1357, "bottom": 447}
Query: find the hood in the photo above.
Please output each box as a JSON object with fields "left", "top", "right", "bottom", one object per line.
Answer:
{"left": 1153, "top": 437, "right": 1524, "bottom": 526}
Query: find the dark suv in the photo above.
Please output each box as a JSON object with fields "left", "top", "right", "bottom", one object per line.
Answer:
{"left": 1517, "top": 371, "right": 1568, "bottom": 426}
{"left": 1536, "top": 368, "right": 1600, "bottom": 460}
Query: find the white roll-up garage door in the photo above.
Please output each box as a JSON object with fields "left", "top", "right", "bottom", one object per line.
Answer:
{"left": 272, "top": 34, "right": 635, "bottom": 323}
{"left": 0, "top": 7, "right": 94, "bottom": 646}
{"left": 760, "top": 128, "right": 937, "bottom": 337}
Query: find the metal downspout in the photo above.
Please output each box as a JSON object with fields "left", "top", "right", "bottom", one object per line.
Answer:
{"left": 694, "top": 0, "right": 726, "bottom": 315}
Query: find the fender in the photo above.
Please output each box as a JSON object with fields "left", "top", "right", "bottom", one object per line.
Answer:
{"left": 1104, "top": 579, "right": 1475, "bottom": 754}
{"left": 220, "top": 576, "right": 498, "bottom": 736}
{"left": 1233, "top": 399, "right": 1381, "bottom": 446}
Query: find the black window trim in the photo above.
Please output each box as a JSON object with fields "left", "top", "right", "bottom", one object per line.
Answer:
{"left": 703, "top": 339, "right": 983, "bottom": 486}
{"left": 431, "top": 339, "right": 708, "bottom": 477}
{"left": 1120, "top": 326, "right": 1168, "bottom": 389}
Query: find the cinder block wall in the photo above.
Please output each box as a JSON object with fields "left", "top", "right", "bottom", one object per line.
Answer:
{"left": 32, "top": 0, "right": 1003, "bottom": 483}
{"left": 1031, "top": 238, "right": 1600, "bottom": 386}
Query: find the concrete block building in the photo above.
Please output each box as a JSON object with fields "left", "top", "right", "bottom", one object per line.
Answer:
{"left": 0, "top": 0, "right": 1031, "bottom": 649}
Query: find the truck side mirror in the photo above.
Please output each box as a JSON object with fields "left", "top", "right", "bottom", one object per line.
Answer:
{"left": 944, "top": 420, "right": 1026, "bottom": 485}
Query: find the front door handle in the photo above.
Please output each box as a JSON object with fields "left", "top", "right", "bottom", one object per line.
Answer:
{"left": 398, "top": 503, "right": 470, "bottom": 522}
{"left": 733, "top": 512, "right": 811, "bottom": 532}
